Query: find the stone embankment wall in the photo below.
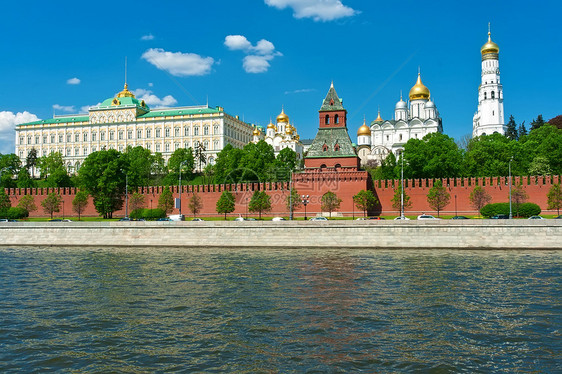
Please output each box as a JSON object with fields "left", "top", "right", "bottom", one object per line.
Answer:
{"left": 2, "top": 174, "right": 560, "bottom": 218}
{"left": 1, "top": 221, "right": 561, "bottom": 250}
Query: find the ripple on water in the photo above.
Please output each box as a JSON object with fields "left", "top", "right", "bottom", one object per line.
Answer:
{"left": 0, "top": 248, "right": 560, "bottom": 372}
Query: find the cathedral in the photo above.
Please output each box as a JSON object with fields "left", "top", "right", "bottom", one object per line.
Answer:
{"left": 472, "top": 27, "right": 505, "bottom": 137}
{"left": 251, "top": 108, "right": 304, "bottom": 159}
{"left": 357, "top": 72, "right": 443, "bottom": 166}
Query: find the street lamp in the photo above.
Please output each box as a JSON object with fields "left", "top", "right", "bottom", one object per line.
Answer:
{"left": 509, "top": 156, "right": 513, "bottom": 219}
{"left": 455, "top": 194, "right": 458, "bottom": 217}
{"left": 62, "top": 200, "right": 65, "bottom": 219}
{"left": 301, "top": 195, "right": 309, "bottom": 220}
{"left": 400, "top": 152, "right": 405, "bottom": 218}
{"left": 178, "top": 160, "right": 187, "bottom": 218}
{"left": 125, "top": 174, "right": 129, "bottom": 218}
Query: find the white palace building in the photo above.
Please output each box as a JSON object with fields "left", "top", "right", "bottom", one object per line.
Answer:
{"left": 15, "top": 83, "right": 254, "bottom": 172}
{"left": 356, "top": 72, "right": 443, "bottom": 166}
{"left": 251, "top": 108, "right": 304, "bottom": 160}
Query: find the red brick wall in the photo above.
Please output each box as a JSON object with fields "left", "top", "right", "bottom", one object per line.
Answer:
{"left": 3, "top": 174, "right": 560, "bottom": 218}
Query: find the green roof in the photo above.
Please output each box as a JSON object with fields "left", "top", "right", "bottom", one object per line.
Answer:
{"left": 320, "top": 83, "right": 344, "bottom": 111}
{"left": 138, "top": 106, "right": 220, "bottom": 118}
{"left": 18, "top": 116, "right": 89, "bottom": 126}
{"left": 306, "top": 127, "right": 357, "bottom": 158}
{"left": 100, "top": 96, "right": 149, "bottom": 109}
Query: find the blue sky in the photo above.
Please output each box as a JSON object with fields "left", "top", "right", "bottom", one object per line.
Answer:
{"left": 1, "top": 0, "right": 560, "bottom": 154}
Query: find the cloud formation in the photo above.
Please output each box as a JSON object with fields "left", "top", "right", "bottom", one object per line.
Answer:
{"left": 141, "top": 34, "right": 155, "bottom": 41}
{"left": 133, "top": 89, "right": 178, "bottom": 108}
{"left": 265, "top": 0, "right": 357, "bottom": 21}
{"left": 0, "top": 111, "right": 40, "bottom": 153}
{"left": 284, "top": 88, "right": 316, "bottom": 94}
{"left": 142, "top": 48, "right": 215, "bottom": 77}
{"left": 53, "top": 104, "right": 75, "bottom": 113}
{"left": 225, "top": 35, "right": 282, "bottom": 73}
{"left": 67, "top": 77, "right": 81, "bottom": 85}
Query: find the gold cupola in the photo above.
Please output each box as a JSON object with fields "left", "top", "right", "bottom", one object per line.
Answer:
{"left": 285, "top": 124, "right": 294, "bottom": 135}
{"left": 481, "top": 31, "right": 499, "bottom": 56}
{"left": 357, "top": 119, "right": 371, "bottom": 136}
{"left": 116, "top": 83, "right": 135, "bottom": 98}
{"left": 252, "top": 127, "right": 260, "bottom": 136}
{"left": 267, "top": 121, "right": 276, "bottom": 129}
{"left": 409, "top": 73, "right": 430, "bottom": 101}
{"left": 276, "top": 108, "right": 289, "bottom": 123}
{"left": 374, "top": 109, "right": 383, "bottom": 122}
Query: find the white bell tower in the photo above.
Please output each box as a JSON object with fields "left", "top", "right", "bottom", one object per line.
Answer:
{"left": 473, "top": 24, "right": 506, "bottom": 137}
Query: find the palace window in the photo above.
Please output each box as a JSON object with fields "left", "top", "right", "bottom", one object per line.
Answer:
{"left": 75, "top": 147, "right": 79, "bottom": 156}
{"left": 26, "top": 136, "right": 31, "bottom": 144}
{"left": 165, "top": 143, "right": 170, "bottom": 152}
{"left": 109, "top": 131, "right": 115, "bottom": 141}
{"left": 75, "top": 134, "right": 79, "bottom": 142}
{"left": 118, "top": 131, "right": 123, "bottom": 140}
{"left": 213, "top": 140, "right": 219, "bottom": 150}
{"left": 137, "top": 129, "right": 142, "bottom": 139}
{"left": 35, "top": 135, "right": 39, "bottom": 144}
{"left": 92, "top": 146, "right": 97, "bottom": 152}
{"left": 175, "top": 142, "right": 179, "bottom": 150}
{"left": 146, "top": 129, "right": 152, "bottom": 138}
{"left": 43, "top": 135, "right": 47, "bottom": 144}
{"left": 399, "top": 134, "right": 403, "bottom": 141}
{"left": 203, "top": 140, "right": 209, "bottom": 149}
{"left": 156, "top": 144, "right": 161, "bottom": 152}
{"left": 184, "top": 126, "right": 189, "bottom": 136}
{"left": 194, "top": 126, "right": 199, "bottom": 136}
{"left": 175, "top": 127, "right": 180, "bottom": 137}
{"left": 119, "top": 145, "right": 124, "bottom": 152}
{"left": 92, "top": 133, "right": 97, "bottom": 141}
{"left": 165, "top": 128, "right": 170, "bottom": 137}
{"left": 59, "top": 135, "right": 63, "bottom": 143}
{"left": 100, "top": 132, "right": 105, "bottom": 141}
{"left": 83, "top": 133, "right": 88, "bottom": 142}
{"left": 213, "top": 125, "right": 218, "bottom": 134}
{"left": 83, "top": 148, "right": 88, "bottom": 156}
{"left": 184, "top": 141, "right": 190, "bottom": 148}
{"left": 156, "top": 128, "right": 161, "bottom": 138}
{"left": 66, "top": 148, "right": 71, "bottom": 156}
{"left": 204, "top": 126, "right": 209, "bottom": 135}
{"left": 127, "top": 130, "right": 132, "bottom": 140}
{"left": 146, "top": 144, "right": 151, "bottom": 151}
{"left": 67, "top": 134, "right": 71, "bottom": 142}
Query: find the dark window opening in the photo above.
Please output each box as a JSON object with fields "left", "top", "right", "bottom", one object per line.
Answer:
{"left": 334, "top": 114, "right": 339, "bottom": 124}
{"left": 325, "top": 115, "right": 330, "bottom": 125}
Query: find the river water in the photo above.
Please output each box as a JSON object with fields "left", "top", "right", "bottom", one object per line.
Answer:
{"left": 0, "top": 248, "right": 560, "bottom": 373}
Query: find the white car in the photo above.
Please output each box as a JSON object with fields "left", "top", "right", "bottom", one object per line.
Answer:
{"left": 272, "top": 217, "right": 286, "bottom": 221}
{"left": 394, "top": 216, "right": 410, "bottom": 220}
{"left": 310, "top": 217, "right": 328, "bottom": 221}
{"left": 528, "top": 216, "right": 544, "bottom": 219}
{"left": 234, "top": 217, "right": 245, "bottom": 221}
{"left": 417, "top": 214, "right": 439, "bottom": 220}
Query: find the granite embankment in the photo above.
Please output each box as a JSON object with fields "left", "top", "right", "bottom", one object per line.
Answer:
{"left": 1, "top": 220, "right": 561, "bottom": 250}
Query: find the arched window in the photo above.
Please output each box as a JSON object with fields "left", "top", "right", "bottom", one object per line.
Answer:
{"left": 491, "top": 91, "right": 495, "bottom": 99}
{"left": 325, "top": 115, "right": 330, "bottom": 125}
{"left": 484, "top": 92, "right": 487, "bottom": 100}
{"left": 334, "top": 114, "right": 339, "bottom": 124}
{"left": 334, "top": 164, "right": 341, "bottom": 170}
{"left": 334, "top": 143, "right": 340, "bottom": 151}
{"left": 320, "top": 164, "right": 326, "bottom": 170}
{"left": 322, "top": 143, "right": 328, "bottom": 152}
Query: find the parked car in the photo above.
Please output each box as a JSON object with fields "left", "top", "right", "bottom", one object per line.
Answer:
{"left": 168, "top": 214, "right": 185, "bottom": 221}
{"left": 119, "top": 217, "right": 131, "bottom": 221}
{"left": 272, "top": 217, "right": 286, "bottom": 221}
{"left": 191, "top": 218, "right": 204, "bottom": 221}
{"left": 234, "top": 217, "right": 245, "bottom": 221}
{"left": 310, "top": 217, "right": 328, "bottom": 221}
{"left": 528, "top": 216, "right": 544, "bottom": 219}
{"left": 491, "top": 214, "right": 509, "bottom": 219}
{"left": 369, "top": 216, "right": 385, "bottom": 220}
{"left": 452, "top": 216, "right": 469, "bottom": 219}
{"left": 394, "top": 216, "right": 410, "bottom": 220}
{"left": 417, "top": 214, "right": 439, "bottom": 220}
{"left": 554, "top": 215, "right": 562, "bottom": 219}
{"left": 156, "top": 217, "right": 172, "bottom": 221}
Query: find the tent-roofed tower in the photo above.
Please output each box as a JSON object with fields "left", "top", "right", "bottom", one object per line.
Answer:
{"left": 304, "top": 82, "right": 360, "bottom": 171}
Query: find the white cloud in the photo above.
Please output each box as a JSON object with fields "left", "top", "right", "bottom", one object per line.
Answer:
{"left": 265, "top": 0, "right": 357, "bottom": 21}
{"left": 53, "top": 104, "right": 75, "bottom": 113}
{"left": 133, "top": 89, "right": 178, "bottom": 108}
{"left": 148, "top": 82, "right": 154, "bottom": 87}
{"left": 67, "top": 77, "right": 81, "bottom": 85}
{"left": 141, "top": 34, "right": 155, "bottom": 41}
{"left": 284, "top": 88, "right": 316, "bottom": 94}
{"left": 142, "top": 48, "right": 214, "bottom": 77}
{"left": 224, "top": 35, "right": 282, "bottom": 73}
{"left": 0, "top": 111, "right": 40, "bottom": 153}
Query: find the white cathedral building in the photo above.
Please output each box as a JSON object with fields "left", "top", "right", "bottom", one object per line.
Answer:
{"left": 356, "top": 73, "right": 443, "bottom": 166}
{"left": 252, "top": 108, "right": 304, "bottom": 159}
{"left": 472, "top": 28, "right": 505, "bottom": 137}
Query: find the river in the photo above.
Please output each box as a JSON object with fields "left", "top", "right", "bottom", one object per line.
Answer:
{"left": 0, "top": 248, "right": 560, "bottom": 372}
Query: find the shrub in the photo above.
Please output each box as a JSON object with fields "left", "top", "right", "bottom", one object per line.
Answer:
{"left": 142, "top": 208, "right": 166, "bottom": 220}
{"left": 480, "top": 202, "right": 541, "bottom": 218}
{"left": 7, "top": 207, "right": 29, "bottom": 219}
{"left": 130, "top": 208, "right": 144, "bottom": 220}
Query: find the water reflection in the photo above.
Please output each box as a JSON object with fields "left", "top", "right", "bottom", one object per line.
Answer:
{"left": 0, "top": 248, "right": 560, "bottom": 372}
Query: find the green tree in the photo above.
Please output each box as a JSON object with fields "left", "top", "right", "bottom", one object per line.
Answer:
{"left": 274, "top": 148, "right": 298, "bottom": 181}
{"left": 158, "top": 187, "right": 174, "bottom": 214}
{"left": 17, "top": 168, "right": 35, "bottom": 188}
{"left": 123, "top": 146, "right": 161, "bottom": 188}
{"left": 249, "top": 190, "right": 272, "bottom": 219}
{"left": 353, "top": 189, "right": 378, "bottom": 217}
{"left": 511, "top": 184, "right": 528, "bottom": 217}
{"left": 17, "top": 194, "right": 37, "bottom": 214}
{"left": 464, "top": 133, "right": 523, "bottom": 177}
{"left": 0, "top": 153, "right": 22, "bottom": 188}
{"left": 391, "top": 184, "right": 413, "bottom": 214}
{"left": 403, "top": 133, "right": 464, "bottom": 179}
{"left": 41, "top": 192, "right": 62, "bottom": 219}
{"left": 213, "top": 145, "right": 245, "bottom": 183}
{"left": 371, "top": 152, "right": 397, "bottom": 180}
{"left": 240, "top": 141, "right": 276, "bottom": 182}
{"left": 505, "top": 115, "right": 518, "bottom": 140}
{"left": 188, "top": 193, "right": 203, "bottom": 217}
{"left": 0, "top": 190, "right": 11, "bottom": 218}
{"left": 78, "top": 149, "right": 127, "bottom": 219}
{"left": 164, "top": 147, "right": 195, "bottom": 186}
{"left": 45, "top": 166, "right": 72, "bottom": 188}
{"left": 37, "top": 152, "right": 64, "bottom": 178}
{"left": 286, "top": 188, "right": 301, "bottom": 214}
{"left": 194, "top": 142, "right": 207, "bottom": 172}
{"left": 530, "top": 114, "right": 545, "bottom": 131}
{"left": 216, "top": 190, "right": 235, "bottom": 220}
{"left": 427, "top": 180, "right": 450, "bottom": 217}
{"left": 26, "top": 148, "right": 38, "bottom": 178}
{"left": 129, "top": 192, "right": 145, "bottom": 211}
{"left": 469, "top": 186, "right": 492, "bottom": 216}
{"left": 547, "top": 183, "right": 562, "bottom": 215}
{"left": 517, "top": 122, "right": 528, "bottom": 139}
{"left": 321, "top": 191, "right": 342, "bottom": 218}
{"left": 521, "top": 125, "right": 562, "bottom": 175}
{"left": 72, "top": 191, "right": 89, "bottom": 221}
{"left": 528, "top": 156, "right": 552, "bottom": 176}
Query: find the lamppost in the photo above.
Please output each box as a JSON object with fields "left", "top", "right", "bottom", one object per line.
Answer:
{"left": 125, "top": 174, "right": 129, "bottom": 218}
{"left": 150, "top": 199, "right": 153, "bottom": 210}
{"left": 509, "top": 156, "right": 513, "bottom": 219}
{"left": 178, "top": 160, "right": 187, "bottom": 218}
{"left": 400, "top": 151, "right": 405, "bottom": 218}
{"left": 301, "top": 195, "right": 309, "bottom": 220}
{"left": 455, "top": 194, "right": 458, "bottom": 217}
{"left": 246, "top": 197, "right": 248, "bottom": 219}
{"left": 62, "top": 200, "right": 65, "bottom": 219}
{"left": 289, "top": 171, "right": 293, "bottom": 220}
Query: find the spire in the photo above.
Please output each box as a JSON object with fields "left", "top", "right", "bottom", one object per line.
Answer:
{"left": 375, "top": 108, "right": 383, "bottom": 122}
{"left": 320, "top": 82, "right": 344, "bottom": 111}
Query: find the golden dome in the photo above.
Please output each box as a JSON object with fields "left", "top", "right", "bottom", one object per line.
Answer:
{"left": 409, "top": 73, "right": 430, "bottom": 101}
{"left": 285, "top": 124, "right": 293, "bottom": 135}
{"left": 357, "top": 120, "right": 371, "bottom": 136}
{"left": 276, "top": 108, "right": 289, "bottom": 123}
{"left": 116, "top": 83, "right": 135, "bottom": 98}
{"left": 375, "top": 110, "right": 383, "bottom": 122}
{"left": 253, "top": 127, "right": 260, "bottom": 136}
{"left": 481, "top": 32, "right": 499, "bottom": 55}
{"left": 267, "top": 121, "right": 276, "bottom": 129}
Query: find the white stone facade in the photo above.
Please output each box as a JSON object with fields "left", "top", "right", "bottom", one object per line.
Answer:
{"left": 252, "top": 109, "right": 304, "bottom": 159}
